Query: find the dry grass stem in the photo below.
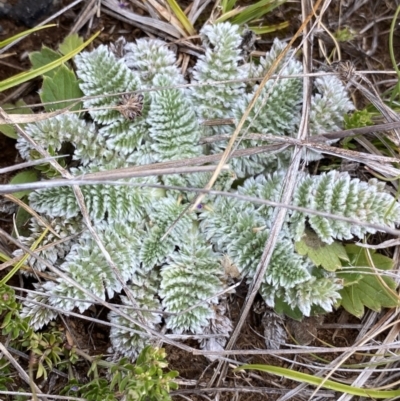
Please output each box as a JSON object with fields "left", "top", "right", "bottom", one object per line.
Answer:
{"left": 4, "top": 178, "right": 400, "bottom": 237}
{"left": 101, "top": 0, "right": 182, "bottom": 38}
{"left": 207, "top": 0, "right": 324, "bottom": 391}
{"left": 0, "top": 342, "right": 44, "bottom": 400}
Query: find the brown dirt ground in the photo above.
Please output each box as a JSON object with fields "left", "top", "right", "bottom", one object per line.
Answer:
{"left": 1, "top": 1, "right": 400, "bottom": 400}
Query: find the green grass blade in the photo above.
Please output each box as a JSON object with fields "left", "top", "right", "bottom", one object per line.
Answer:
{"left": 222, "top": 0, "right": 237, "bottom": 13}
{"left": 164, "top": 0, "right": 195, "bottom": 35}
{"left": 236, "top": 365, "right": 400, "bottom": 399}
{"left": 231, "top": 0, "right": 287, "bottom": 26}
{"left": 0, "top": 30, "right": 100, "bottom": 92}
{"left": 389, "top": 6, "right": 400, "bottom": 103}
{"left": 215, "top": 8, "right": 245, "bottom": 23}
{"left": 0, "top": 24, "right": 56, "bottom": 49}
{"left": 0, "top": 251, "right": 11, "bottom": 263}
{"left": 249, "top": 21, "right": 289, "bottom": 34}
{"left": 0, "top": 227, "right": 49, "bottom": 285}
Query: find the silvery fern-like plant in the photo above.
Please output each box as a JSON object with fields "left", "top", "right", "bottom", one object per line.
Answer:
{"left": 258, "top": 274, "right": 343, "bottom": 317}
{"left": 199, "top": 190, "right": 339, "bottom": 314}
{"left": 191, "top": 23, "right": 247, "bottom": 126}
{"left": 160, "top": 230, "right": 223, "bottom": 334}
{"left": 234, "top": 171, "right": 400, "bottom": 244}
{"left": 290, "top": 171, "right": 400, "bottom": 243}
{"left": 29, "top": 172, "right": 158, "bottom": 224}
{"left": 229, "top": 49, "right": 303, "bottom": 177}
{"left": 21, "top": 222, "right": 143, "bottom": 326}
{"left": 310, "top": 75, "right": 355, "bottom": 136}
{"left": 49, "top": 222, "right": 143, "bottom": 313}
{"left": 13, "top": 216, "right": 82, "bottom": 273}
{"left": 108, "top": 272, "right": 162, "bottom": 361}
{"left": 192, "top": 32, "right": 304, "bottom": 177}
{"left": 20, "top": 282, "right": 60, "bottom": 331}
{"left": 16, "top": 114, "right": 113, "bottom": 165}
{"left": 123, "top": 38, "right": 184, "bottom": 86}
{"left": 240, "top": 38, "right": 303, "bottom": 138}
{"left": 283, "top": 276, "right": 343, "bottom": 316}
{"left": 74, "top": 45, "right": 141, "bottom": 124}
{"left": 148, "top": 74, "right": 202, "bottom": 162}
{"left": 139, "top": 197, "right": 196, "bottom": 269}
{"left": 14, "top": 21, "right": 400, "bottom": 360}
{"left": 305, "top": 75, "right": 355, "bottom": 161}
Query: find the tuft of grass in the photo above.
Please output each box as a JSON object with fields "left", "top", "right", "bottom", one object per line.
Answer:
{"left": 0, "top": 30, "right": 100, "bottom": 92}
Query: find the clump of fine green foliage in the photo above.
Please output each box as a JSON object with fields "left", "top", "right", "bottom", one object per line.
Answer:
{"left": 62, "top": 346, "right": 178, "bottom": 401}
{"left": 0, "top": 284, "right": 75, "bottom": 380}
{"left": 7, "top": 21, "right": 400, "bottom": 363}
{"left": 0, "top": 283, "right": 177, "bottom": 399}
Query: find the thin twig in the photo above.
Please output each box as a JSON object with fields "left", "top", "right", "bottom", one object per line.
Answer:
{"left": 0, "top": 391, "right": 84, "bottom": 401}
{"left": 193, "top": 340, "right": 400, "bottom": 356}
{"left": 171, "top": 387, "right": 335, "bottom": 397}
{"left": 0, "top": 342, "right": 45, "bottom": 401}
{"left": 208, "top": 0, "right": 325, "bottom": 391}
{"left": 3, "top": 177, "right": 400, "bottom": 236}
{"left": 101, "top": 0, "right": 181, "bottom": 38}
{"left": 0, "top": 155, "right": 67, "bottom": 175}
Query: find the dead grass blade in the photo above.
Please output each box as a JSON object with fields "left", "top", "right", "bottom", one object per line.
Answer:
{"left": 0, "top": 165, "right": 230, "bottom": 193}
{"left": 0, "top": 342, "right": 44, "bottom": 401}
{"left": 336, "top": 317, "right": 400, "bottom": 401}
{"left": 70, "top": 0, "right": 99, "bottom": 34}
{"left": 307, "top": 310, "right": 400, "bottom": 400}
{"left": 246, "top": 132, "right": 400, "bottom": 165}
{"left": 3, "top": 194, "right": 59, "bottom": 237}
{"left": 0, "top": 390, "right": 83, "bottom": 401}
{"left": 0, "top": 105, "right": 79, "bottom": 125}
{"left": 171, "top": 387, "right": 335, "bottom": 398}
{"left": 149, "top": 0, "right": 194, "bottom": 36}
{"left": 0, "top": 155, "right": 67, "bottom": 175}
{"left": 319, "top": 121, "right": 400, "bottom": 141}
{"left": 101, "top": 0, "right": 182, "bottom": 38}
{"left": 192, "top": 340, "right": 400, "bottom": 356}
{"left": 336, "top": 61, "right": 400, "bottom": 141}
{"left": 0, "top": 233, "right": 82, "bottom": 276}
{"left": 4, "top": 180, "right": 400, "bottom": 237}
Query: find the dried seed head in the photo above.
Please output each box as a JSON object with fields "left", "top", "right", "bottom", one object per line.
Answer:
{"left": 117, "top": 93, "right": 144, "bottom": 120}
{"left": 332, "top": 60, "right": 356, "bottom": 82}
